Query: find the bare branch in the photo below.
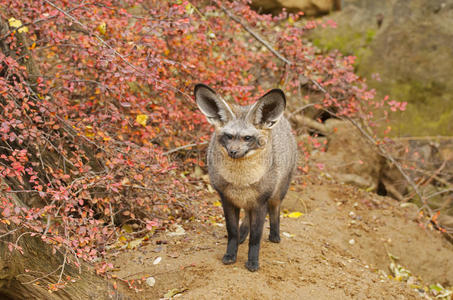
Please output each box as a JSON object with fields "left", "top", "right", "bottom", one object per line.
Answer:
{"left": 290, "top": 114, "right": 328, "bottom": 135}
{"left": 425, "top": 188, "right": 453, "bottom": 201}
{"left": 217, "top": 3, "right": 292, "bottom": 65}
{"left": 163, "top": 141, "right": 208, "bottom": 156}
{"left": 216, "top": 3, "right": 329, "bottom": 94}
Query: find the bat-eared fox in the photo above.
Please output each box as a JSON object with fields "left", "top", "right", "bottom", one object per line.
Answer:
{"left": 195, "top": 84, "right": 297, "bottom": 272}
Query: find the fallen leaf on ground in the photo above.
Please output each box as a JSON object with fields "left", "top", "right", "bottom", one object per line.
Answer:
{"left": 164, "top": 288, "right": 187, "bottom": 298}
{"left": 146, "top": 276, "right": 155, "bottom": 287}
{"left": 286, "top": 211, "right": 303, "bottom": 218}
{"left": 282, "top": 232, "right": 294, "bottom": 238}
{"left": 153, "top": 256, "right": 162, "bottom": 265}
{"left": 168, "top": 224, "right": 186, "bottom": 236}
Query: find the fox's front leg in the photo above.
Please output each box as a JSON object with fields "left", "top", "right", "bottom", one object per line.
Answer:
{"left": 245, "top": 205, "right": 267, "bottom": 271}
{"left": 220, "top": 195, "right": 240, "bottom": 264}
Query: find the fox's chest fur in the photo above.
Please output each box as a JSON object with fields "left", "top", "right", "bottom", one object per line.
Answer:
{"left": 210, "top": 145, "right": 271, "bottom": 209}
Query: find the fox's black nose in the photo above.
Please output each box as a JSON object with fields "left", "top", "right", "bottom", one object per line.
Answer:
{"left": 228, "top": 150, "right": 238, "bottom": 157}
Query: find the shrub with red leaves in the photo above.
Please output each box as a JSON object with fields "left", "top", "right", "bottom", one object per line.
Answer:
{"left": 0, "top": 0, "right": 405, "bottom": 270}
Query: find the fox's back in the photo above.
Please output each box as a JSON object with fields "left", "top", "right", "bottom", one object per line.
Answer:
{"left": 270, "top": 116, "right": 297, "bottom": 182}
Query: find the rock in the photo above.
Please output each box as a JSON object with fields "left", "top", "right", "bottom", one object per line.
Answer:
{"left": 251, "top": 0, "right": 339, "bottom": 15}
{"left": 310, "top": 0, "right": 453, "bottom": 136}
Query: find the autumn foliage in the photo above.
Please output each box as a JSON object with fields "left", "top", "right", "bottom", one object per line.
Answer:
{"left": 0, "top": 0, "right": 405, "bottom": 276}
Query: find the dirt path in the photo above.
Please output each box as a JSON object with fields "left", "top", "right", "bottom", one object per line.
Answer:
{"left": 110, "top": 184, "right": 453, "bottom": 299}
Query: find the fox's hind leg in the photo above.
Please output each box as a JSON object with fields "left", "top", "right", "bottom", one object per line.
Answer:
{"left": 269, "top": 172, "right": 293, "bottom": 243}
{"left": 239, "top": 212, "right": 250, "bottom": 244}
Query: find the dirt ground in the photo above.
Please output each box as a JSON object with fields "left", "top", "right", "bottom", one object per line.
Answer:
{"left": 109, "top": 182, "right": 453, "bottom": 300}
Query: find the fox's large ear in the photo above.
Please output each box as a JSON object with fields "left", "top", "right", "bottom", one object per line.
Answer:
{"left": 194, "top": 84, "right": 235, "bottom": 126}
{"left": 247, "top": 89, "right": 286, "bottom": 129}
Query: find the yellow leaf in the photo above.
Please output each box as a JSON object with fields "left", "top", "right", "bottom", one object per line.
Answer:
{"left": 136, "top": 114, "right": 148, "bottom": 126}
{"left": 8, "top": 18, "right": 29, "bottom": 33}
{"left": 287, "top": 211, "right": 303, "bottom": 218}
{"left": 97, "top": 22, "right": 106, "bottom": 35}
{"left": 185, "top": 3, "right": 194, "bottom": 14}
{"left": 84, "top": 125, "right": 95, "bottom": 137}
{"left": 213, "top": 200, "right": 221, "bottom": 207}
{"left": 127, "top": 237, "right": 145, "bottom": 249}
{"left": 122, "top": 224, "right": 133, "bottom": 233}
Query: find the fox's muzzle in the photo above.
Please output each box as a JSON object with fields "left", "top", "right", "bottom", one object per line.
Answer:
{"left": 227, "top": 147, "right": 247, "bottom": 159}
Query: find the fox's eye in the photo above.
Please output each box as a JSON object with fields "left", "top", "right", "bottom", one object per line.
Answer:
{"left": 243, "top": 135, "right": 252, "bottom": 141}
{"left": 225, "top": 134, "right": 233, "bottom": 140}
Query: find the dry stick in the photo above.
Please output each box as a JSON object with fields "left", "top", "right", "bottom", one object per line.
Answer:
{"left": 218, "top": 3, "right": 328, "bottom": 93}
{"left": 409, "top": 166, "right": 452, "bottom": 189}
{"left": 393, "top": 136, "right": 453, "bottom": 141}
{"left": 162, "top": 141, "right": 208, "bottom": 156}
{"left": 425, "top": 188, "right": 453, "bottom": 201}
{"left": 20, "top": 265, "right": 62, "bottom": 285}
{"left": 288, "top": 103, "right": 317, "bottom": 118}
{"left": 57, "top": 251, "right": 67, "bottom": 283}
{"left": 217, "top": 3, "right": 292, "bottom": 65}
{"left": 291, "top": 114, "right": 328, "bottom": 135}
{"left": 417, "top": 160, "right": 447, "bottom": 188}
{"left": 219, "top": 4, "right": 429, "bottom": 211}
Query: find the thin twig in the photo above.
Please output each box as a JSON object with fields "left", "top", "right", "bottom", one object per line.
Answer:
{"left": 425, "top": 188, "right": 453, "bottom": 200}
{"left": 0, "top": 228, "right": 19, "bottom": 238}
{"left": 20, "top": 266, "right": 62, "bottom": 285}
{"left": 392, "top": 136, "right": 453, "bottom": 141}
{"left": 217, "top": 3, "right": 292, "bottom": 65}
{"left": 162, "top": 141, "right": 208, "bottom": 156}
{"left": 407, "top": 166, "right": 452, "bottom": 189}
{"left": 57, "top": 251, "right": 67, "bottom": 283}
{"left": 217, "top": 3, "right": 328, "bottom": 93}
{"left": 416, "top": 160, "right": 447, "bottom": 188}
{"left": 288, "top": 103, "right": 316, "bottom": 118}
{"left": 3, "top": 190, "right": 42, "bottom": 193}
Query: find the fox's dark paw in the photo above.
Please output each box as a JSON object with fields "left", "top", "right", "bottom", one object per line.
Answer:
{"left": 222, "top": 253, "right": 237, "bottom": 265}
{"left": 245, "top": 260, "right": 259, "bottom": 272}
{"left": 268, "top": 233, "right": 281, "bottom": 243}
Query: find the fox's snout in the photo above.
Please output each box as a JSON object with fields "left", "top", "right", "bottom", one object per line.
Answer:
{"left": 226, "top": 145, "right": 248, "bottom": 159}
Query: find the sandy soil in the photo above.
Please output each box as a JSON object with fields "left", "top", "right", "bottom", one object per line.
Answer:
{"left": 109, "top": 182, "right": 453, "bottom": 300}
